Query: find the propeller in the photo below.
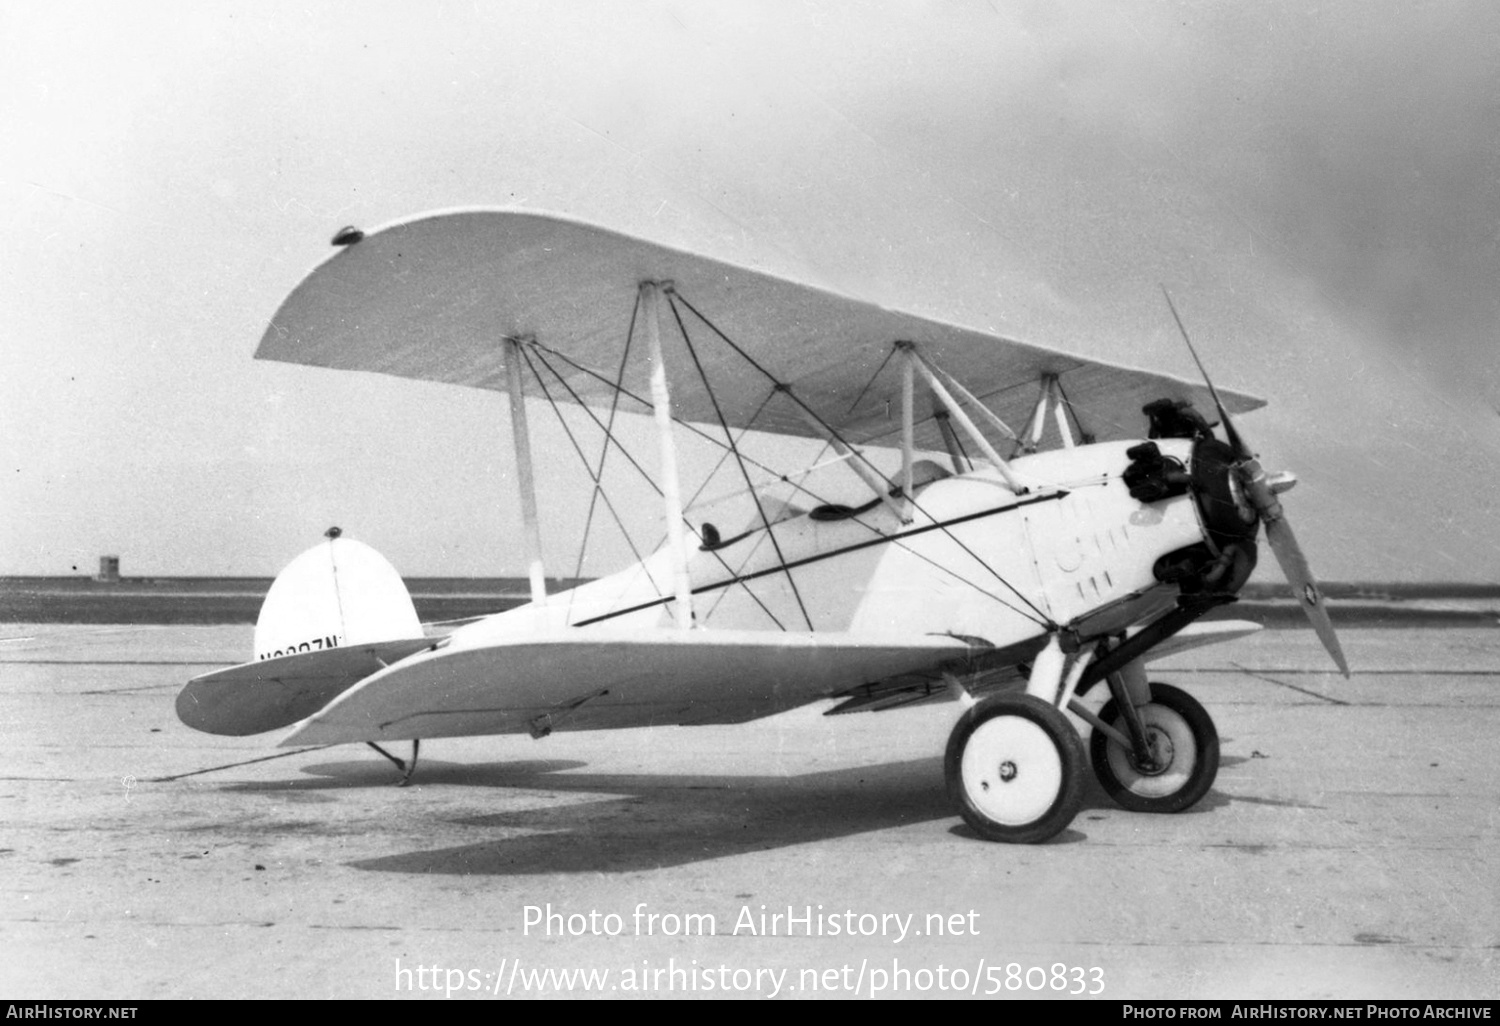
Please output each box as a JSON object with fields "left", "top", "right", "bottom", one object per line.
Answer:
{"left": 1161, "top": 287, "right": 1350, "bottom": 678}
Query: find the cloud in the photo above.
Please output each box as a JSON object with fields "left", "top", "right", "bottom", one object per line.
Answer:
{"left": 6, "top": 0, "right": 1499, "bottom": 576}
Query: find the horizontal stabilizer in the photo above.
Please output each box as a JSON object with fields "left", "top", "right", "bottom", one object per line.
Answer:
{"left": 176, "top": 637, "right": 438, "bottom": 736}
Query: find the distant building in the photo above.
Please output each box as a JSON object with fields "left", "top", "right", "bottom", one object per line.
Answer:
{"left": 97, "top": 556, "right": 120, "bottom": 582}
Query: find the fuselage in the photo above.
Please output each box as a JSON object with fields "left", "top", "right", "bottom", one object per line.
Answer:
{"left": 446, "top": 438, "right": 1212, "bottom": 655}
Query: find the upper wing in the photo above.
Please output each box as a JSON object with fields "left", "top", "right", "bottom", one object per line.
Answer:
{"left": 256, "top": 209, "right": 1263, "bottom": 446}
{"left": 278, "top": 627, "right": 977, "bottom": 746}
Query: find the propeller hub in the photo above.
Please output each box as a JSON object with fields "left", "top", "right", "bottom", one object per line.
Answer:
{"left": 1225, "top": 466, "right": 1258, "bottom": 526}
{"left": 1190, "top": 439, "right": 1260, "bottom": 548}
{"left": 1268, "top": 471, "right": 1298, "bottom": 495}
{"left": 1239, "top": 460, "right": 1287, "bottom": 524}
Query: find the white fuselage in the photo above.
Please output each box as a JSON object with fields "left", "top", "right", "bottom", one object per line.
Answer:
{"left": 447, "top": 439, "right": 1205, "bottom": 654}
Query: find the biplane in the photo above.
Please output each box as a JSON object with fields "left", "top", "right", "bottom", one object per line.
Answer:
{"left": 177, "top": 210, "right": 1348, "bottom": 843}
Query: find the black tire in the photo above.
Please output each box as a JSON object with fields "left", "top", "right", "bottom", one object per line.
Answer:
{"left": 945, "top": 694, "right": 1086, "bottom": 844}
{"left": 1089, "top": 682, "right": 1219, "bottom": 813}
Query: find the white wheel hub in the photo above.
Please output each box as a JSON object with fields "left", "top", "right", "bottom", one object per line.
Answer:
{"left": 1105, "top": 704, "right": 1197, "bottom": 799}
{"left": 959, "top": 714, "right": 1064, "bottom": 826}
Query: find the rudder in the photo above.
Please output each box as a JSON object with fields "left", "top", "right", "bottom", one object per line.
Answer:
{"left": 253, "top": 527, "right": 421, "bottom": 661}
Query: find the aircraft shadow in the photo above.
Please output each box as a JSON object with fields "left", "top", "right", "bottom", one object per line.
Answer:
{"left": 226, "top": 759, "right": 591, "bottom": 792}
{"left": 222, "top": 754, "right": 1247, "bottom": 874}
{"left": 340, "top": 756, "right": 959, "bottom": 875}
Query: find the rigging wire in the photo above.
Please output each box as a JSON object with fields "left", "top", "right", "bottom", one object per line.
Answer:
{"left": 682, "top": 387, "right": 778, "bottom": 511}
{"left": 574, "top": 290, "right": 642, "bottom": 583}
{"left": 945, "top": 411, "right": 973, "bottom": 467}
{"left": 515, "top": 345, "right": 651, "bottom": 575}
{"left": 527, "top": 339, "right": 848, "bottom": 512}
{"left": 526, "top": 346, "right": 663, "bottom": 497}
{"left": 677, "top": 386, "right": 791, "bottom": 629}
{"left": 523, "top": 343, "right": 670, "bottom": 620}
{"left": 527, "top": 340, "right": 789, "bottom": 631}
{"left": 841, "top": 342, "right": 900, "bottom": 418}
{"left": 670, "top": 295, "right": 1055, "bottom": 628}
{"left": 1052, "top": 376, "right": 1095, "bottom": 444}
{"left": 572, "top": 489, "right": 1065, "bottom": 630}
{"left": 525, "top": 310, "right": 1053, "bottom": 630}
{"left": 667, "top": 291, "right": 815, "bottom": 631}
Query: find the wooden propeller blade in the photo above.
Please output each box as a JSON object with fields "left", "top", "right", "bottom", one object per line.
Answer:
{"left": 1161, "top": 287, "right": 1347, "bottom": 678}
{"left": 1161, "top": 286, "right": 1250, "bottom": 459}
{"left": 1265, "top": 516, "right": 1351, "bottom": 678}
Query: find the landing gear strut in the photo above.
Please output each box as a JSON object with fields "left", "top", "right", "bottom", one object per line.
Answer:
{"left": 945, "top": 605, "right": 1226, "bottom": 843}
{"left": 367, "top": 739, "right": 421, "bottom": 786}
{"left": 1089, "top": 682, "right": 1218, "bottom": 813}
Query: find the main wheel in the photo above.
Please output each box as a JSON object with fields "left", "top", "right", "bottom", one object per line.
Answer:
{"left": 1089, "top": 682, "right": 1219, "bottom": 813}
{"left": 945, "top": 694, "right": 1086, "bottom": 844}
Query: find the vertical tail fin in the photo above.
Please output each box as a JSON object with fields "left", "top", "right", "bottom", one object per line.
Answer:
{"left": 252, "top": 529, "right": 420, "bottom": 662}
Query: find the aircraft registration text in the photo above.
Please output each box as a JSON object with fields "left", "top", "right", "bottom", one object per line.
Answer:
{"left": 257, "top": 635, "right": 341, "bottom": 661}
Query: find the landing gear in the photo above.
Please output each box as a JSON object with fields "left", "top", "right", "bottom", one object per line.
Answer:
{"left": 945, "top": 694, "right": 1086, "bottom": 844}
{"left": 945, "top": 620, "right": 1223, "bottom": 840}
{"left": 367, "top": 739, "right": 421, "bottom": 787}
{"left": 1089, "top": 682, "right": 1218, "bottom": 813}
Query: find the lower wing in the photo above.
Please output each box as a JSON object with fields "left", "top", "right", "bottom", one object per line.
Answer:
{"left": 279, "top": 628, "right": 978, "bottom": 746}
{"left": 825, "top": 619, "right": 1263, "bottom": 714}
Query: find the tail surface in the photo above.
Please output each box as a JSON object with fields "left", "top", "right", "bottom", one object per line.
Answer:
{"left": 177, "top": 531, "right": 431, "bottom": 736}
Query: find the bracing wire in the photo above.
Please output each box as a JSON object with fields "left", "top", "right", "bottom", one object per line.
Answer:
{"left": 527, "top": 339, "right": 849, "bottom": 513}
{"left": 574, "top": 291, "right": 641, "bottom": 581}
{"left": 1052, "top": 376, "right": 1094, "bottom": 444}
{"left": 522, "top": 299, "right": 1054, "bottom": 630}
{"left": 516, "top": 345, "right": 651, "bottom": 574}
{"left": 666, "top": 291, "right": 815, "bottom": 631}
{"left": 670, "top": 294, "right": 1055, "bottom": 628}
{"left": 527, "top": 337, "right": 788, "bottom": 630}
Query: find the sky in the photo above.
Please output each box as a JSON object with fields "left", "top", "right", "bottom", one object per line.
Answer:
{"left": 4, "top": 0, "right": 1500, "bottom": 581}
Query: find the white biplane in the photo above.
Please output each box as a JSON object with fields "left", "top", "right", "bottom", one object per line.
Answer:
{"left": 177, "top": 210, "right": 1348, "bottom": 843}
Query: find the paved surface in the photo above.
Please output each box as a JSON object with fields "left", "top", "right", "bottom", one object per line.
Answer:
{"left": 1, "top": 624, "right": 1496, "bottom": 999}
